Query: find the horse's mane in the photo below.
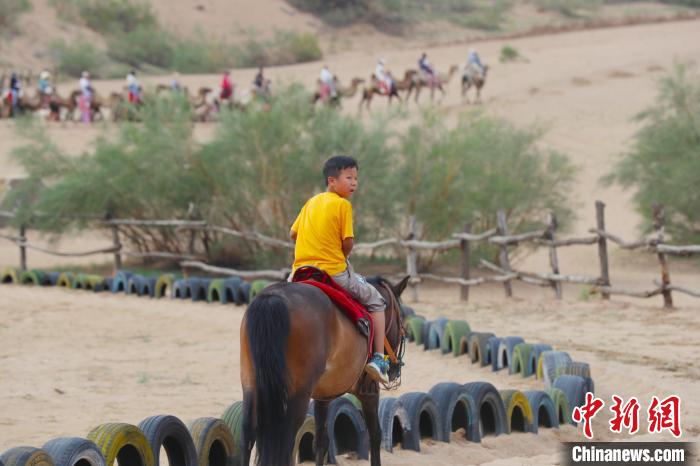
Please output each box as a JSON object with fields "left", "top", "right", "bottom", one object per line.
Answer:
{"left": 367, "top": 275, "right": 402, "bottom": 304}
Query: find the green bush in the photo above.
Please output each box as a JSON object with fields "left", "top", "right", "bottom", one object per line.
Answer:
{"left": 74, "top": 0, "right": 156, "bottom": 34}
{"left": 603, "top": 64, "right": 700, "bottom": 244}
{"left": 451, "top": 0, "right": 512, "bottom": 31}
{"left": 107, "top": 25, "right": 173, "bottom": 68}
{"left": 49, "top": 39, "right": 105, "bottom": 77}
{"left": 233, "top": 31, "right": 322, "bottom": 67}
{"left": 0, "top": 0, "right": 31, "bottom": 33}
{"left": 535, "top": 0, "right": 601, "bottom": 17}
{"left": 500, "top": 44, "right": 520, "bottom": 62}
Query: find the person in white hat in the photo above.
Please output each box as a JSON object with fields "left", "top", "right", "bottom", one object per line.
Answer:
{"left": 374, "top": 59, "right": 391, "bottom": 95}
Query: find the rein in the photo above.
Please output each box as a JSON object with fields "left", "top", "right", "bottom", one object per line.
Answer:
{"left": 379, "top": 282, "right": 405, "bottom": 388}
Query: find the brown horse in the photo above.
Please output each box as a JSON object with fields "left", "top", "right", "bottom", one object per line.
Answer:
{"left": 240, "top": 275, "right": 409, "bottom": 466}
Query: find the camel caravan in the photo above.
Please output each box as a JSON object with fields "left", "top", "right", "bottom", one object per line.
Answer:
{"left": 0, "top": 50, "right": 488, "bottom": 122}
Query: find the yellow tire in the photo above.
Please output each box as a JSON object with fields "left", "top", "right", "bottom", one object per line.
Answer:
{"left": 154, "top": 274, "right": 175, "bottom": 299}
{"left": 87, "top": 423, "right": 154, "bottom": 466}
{"left": 57, "top": 272, "right": 76, "bottom": 288}
{"left": 0, "top": 447, "right": 53, "bottom": 466}
{"left": 187, "top": 418, "right": 236, "bottom": 466}
{"left": 1, "top": 267, "right": 18, "bottom": 284}
{"left": 499, "top": 390, "right": 534, "bottom": 434}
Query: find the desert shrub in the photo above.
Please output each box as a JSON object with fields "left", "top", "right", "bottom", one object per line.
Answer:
{"left": 500, "top": 44, "right": 520, "bottom": 62}
{"left": 233, "top": 31, "right": 322, "bottom": 67}
{"left": 0, "top": 0, "right": 31, "bottom": 33}
{"left": 604, "top": 64, "right": 700, "bottom": 244}
{"left": 49, "top": 39, "right": 105, "bottom": 77}
{"left": 107, "top": 25, "right": 174, "bottom": 68}
{"left": 535, "top": 0, "right": 601, "bottom": 17}
{"left": 170, "top": 35, "right": 237, "bottom": 73}
{"left": 74, "top": 0, "right": 156, "bottom": 34}
{"left": 393, "top": 109, "right": 576, "bottom": 241}
{"left": 450, "top": 0, "right": 512, "bottom": 31}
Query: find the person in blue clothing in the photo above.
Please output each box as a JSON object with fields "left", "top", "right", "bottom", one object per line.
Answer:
{"left": 418, "top": 52, "right": 436, "bottom": 87}
{"left": 9, "top": 72, "right": 21, "bottom": 115}
{"left": 467, "top": 48, "right": 485, "bottom": 74}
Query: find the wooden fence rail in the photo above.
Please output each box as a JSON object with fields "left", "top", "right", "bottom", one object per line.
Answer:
{"left": 1, "top": 201, "right": 698, "bottom": 308}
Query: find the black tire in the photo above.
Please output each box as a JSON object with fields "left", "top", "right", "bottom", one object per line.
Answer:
{"left": 1, "top": 447, "right": 54, "bottom": 466}
{"left": 172, "top": 279, "right": 188, "bottom": 299}
{"left": 187, "top": 418, "right": 236, "bottom": 466}
{"left": 111, "top": 271, "right": 133, "bottom": 293}
{"left": 428, "top": 382, "right": 479, "bottom": 443}
{"left": 378, "top": 397, "right": 410, "bottom": 453}
{"left": 127, "top": 276, "right": 145, "bottom": 295}
{"left": 529, "top": 344, "right": 553, "bottom": 377}
{"left": 552, "top": 375, "right": 587, "bottom": 424}
{"left": 463, "top": 382, "right": 508, "bottom": 438}
{"left": 524, "top": 391, "right": 559, "bottom": 433}
{"left": 556, "top": 361, "right": 591, "bottom": 380}
{"left": 488, "top": 337, "right": 504, "bottom": 371}
{"left": 420, "top": 320, "right": 432, "bottom": 347}
{"left": 540, "top": 351, "right": 572, "bottom": 387}
{"left": 468, "top": 332, "right": 494, "bottom": 367}
{"left": 497, "top": 336, "right": 525, "bottom": 371}
{"left": 425, "top": 318, "right": 448, "bottom": 351}
{"left": 47, "top": 272, "right": 61, "bottom": 286}
{"left": 237, "top": 281, "right": 251, "bottom": 305}
{"left": 325, "top": 396, "right": 369, "bottom": 463}
{"left": 187, "top": 278, "right": 211, "bottom": 302}
{"left": 138, "top": 415, "right": 197, "bottom": 466}
{"left": 222, "top": 278, "right": 242, "bottom": 305}
{"left": 220, "top": 402, "right": 243, "bottom": 464}
{"left": 400, "top": 305, "right": 415, "bottom": 318}
{"left": 103, "top": 278, "right": 113, "bottom": 292}
{"left": 42, "top": 438, "right": 105, "bottom": 466}
{"left": 397, "top": 392, "right": 441, "bottom": 452}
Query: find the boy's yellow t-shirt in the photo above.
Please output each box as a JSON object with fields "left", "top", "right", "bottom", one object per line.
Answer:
{"left": 291, "top": 191, "right": 353, "bottom": 276}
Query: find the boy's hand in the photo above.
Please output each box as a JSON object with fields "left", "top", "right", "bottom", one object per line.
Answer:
{"left": 342, "top": 237, "right": 353, "bottom": 258}
{"left": 290, "top": 230, "right": 297, "bottom": 242}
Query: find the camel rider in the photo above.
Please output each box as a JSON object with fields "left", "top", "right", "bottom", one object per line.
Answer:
{"left": 79, "top": 71, "right": 93, "bottom": 123}
{"left": 38, "top": 71, "right": 52, "bottom": 96}
{"left": 375, "top": 59, "right": 392, "bottom": 95}
{"left": 170, "top": 73, "right": 181, "bottom": 92}
{"left": 467, "top": 48, "right": 485, "bottom": 75}
{"left": 126, "top": 70, "right": 141, "bottom": 104}
{"left": 253, "top": 66, "right": 270, "bottom": 101}
{"left": 418, "top": 53, "right": 436, "bottom": 87}
{"left": 320, "top": 65, "right": 336, "bottom": 100}
{"left": 220, "top": 70, "right": 233, "bottom": 102}
{"left": 9, "top": 72, "right": 21, "bottom": 113}
{"left": 80, "top": 71, "right": 92, "bottom": 101}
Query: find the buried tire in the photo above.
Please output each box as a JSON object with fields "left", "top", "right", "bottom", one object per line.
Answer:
{"left": 539, "top": 351, "right": 573, "bottom": 387}
{"left": 463, "top": 382, "right": 508, "bottom": 438}
{"left": 529, "top": 344, "right": 553, "bottom": 378}
{"left": 187, "top": 418, "right": 236, "bottom": 466}
{"left": 154, "top": 274, "right": 175, "bottom": 299}
{"left": 424, "top": 318, "right": 449, "bottom": 351}
{"left": 545, "top": 388, "right": 571, "bottom": 426}
{"left": 43, "top": 438, "right": 105, "bottom": 466}
{"left": 499, "top": 389, "right": 534, "bottom": 434}
{"left": 325, "top": 396, "right": 369, "bottom": 463}
{"left": 440, "top": 320, "right": 471, "bottom": 357}
{"left": 292, "top": 415, "right": 315, "bottom": 465}
{"left": 468, "top": 332, "right": 495, "bottom": 367}
{"left": 497, "top": 336, "right": 525, "bottom": 372}
{"left": 404, "top": 316, "right": 426, "bottom": 344}
{"left": 220, "top": 402, "right": 243, "bottom": 464}
{"left": 428, "top": 382, "right": 479, "bottom": 442}
{"left": 187, "top": 278, "right": 211, "bottom": 302}
{"left": 221, "top": 277, "right": 243, "bottom": 305}
{"left": 524, "top": 391, "right": 559, "bottom": 433}
{"left": 207, "top": 279, "right": 227, "bottom": 304}
{"left": 19, "top": 269, "right": 48, "bottom": 286}
{"left": 110, "top": 271, "right": 133, "bottom": 293}
{"left": 488, "top": 337, "right": 504, "bottom": 371}
{"left": 138, "top": 415, "right": 198, "bottom": 466}
{"left": 1, "top": 267, "right": 19, "bottom": 284}
{"left": 378, "top": 397, "right": 410, "bottom": 453}
{"left": 1, "top": 447, "right": 54, "bottom": 466}
{"left": 552, "top": 375, "right": 588, "bottom": 424}
{"left": 172, "top": 279, "right": 188, "bottom": 299}
{"left": 57, "top": 272, "right": 76, "bottom": 288}
{"left": 511, "top": 343, "right": 535, "bottom": 377}
{"left": 397, "top": 392, "right": 441, "bottom": 452}
{"left": 87, "top": 423, "right": 154, "bottom": 466}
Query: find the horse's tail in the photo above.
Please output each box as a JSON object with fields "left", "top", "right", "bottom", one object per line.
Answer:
{"left": 246, "top": 292, "right": 291, "bottom": 466}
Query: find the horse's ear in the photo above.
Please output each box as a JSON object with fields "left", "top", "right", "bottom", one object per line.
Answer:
{"left": 393, "top": 276, "right": 410, "bottom": 298}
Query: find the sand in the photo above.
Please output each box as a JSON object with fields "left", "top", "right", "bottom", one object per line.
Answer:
{"left": 1, "top": 13, "right": 699, "bottom": 466}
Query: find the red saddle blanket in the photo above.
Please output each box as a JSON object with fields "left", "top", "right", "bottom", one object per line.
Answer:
{"left": 292, "top": 266, "right": 373, "bottom": 355}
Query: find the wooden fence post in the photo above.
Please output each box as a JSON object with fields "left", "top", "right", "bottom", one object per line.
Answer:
{"left": 460, "top": 222, "right": 471, "bottom": 301}
{"left": 545, "top": 212, "right": 562, "bottom": 299}
{"left": 496, "top": 211, "right": 513, "bottom": 297}
{"left": 19, "top": 224, "right": 27, "bottom": 271}
{"left": 653, "top": 204, "right": 673, "bottom": 309}
{"left": 406, "top": 215, "right": 419, "bottom": 302}
{"left": 110, "top": 224, "right": 123, "bottom": 272}
{"left": 595, "top": 200, "right": 611, "bottom": 299}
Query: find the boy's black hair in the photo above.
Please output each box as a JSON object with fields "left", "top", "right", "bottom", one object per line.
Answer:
{"left": 323, "top": 155, "right": 358, "bottom": 186}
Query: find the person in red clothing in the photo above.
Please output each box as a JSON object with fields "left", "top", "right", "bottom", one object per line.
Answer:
{"left": 220, "top": 70, "right": 233, "bottom": 102}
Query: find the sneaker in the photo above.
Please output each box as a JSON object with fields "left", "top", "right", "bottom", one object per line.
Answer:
{"left": 365, "top": 353, "right": 389, "bottom": 385}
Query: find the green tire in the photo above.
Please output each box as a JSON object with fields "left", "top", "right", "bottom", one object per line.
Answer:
{"left": 440, "top": 320, "right": 471, "bottom": 356}
{"left": 511, "top": 343, "right": 535, "bottom": 377}
{"left": 56, "top": 272, "right": 76, "bottom": 288}
{"left": 19, "top": 269, "right": 47, "bottom": 286}
{"left": 154, "top": 274, "right": 175, "bottom": 299}
{"left": 545, "top": 388, "right": 571, "bottom": 425}
{"left": 405, "top": 316, "right": 426, "bottom": 344}
{"left": 87, "top": 423, "right": 154, "bottom": 466}
{"left": 249, "top": 280, "right": 272, "bottom": 302}
{"left": 1, "top": 267, "right": 19, "bottom": 284}
{"left": 207, "top": 279, "right": 226, "bottom": 303}
{"left": 499, "top": 389, "right": 534, "bottom": 434}
{"left": 188, "top": 418, "right": 236, "bottom": 466}
{"left": 220, "top": 401, "right": 243, "bottom": 463}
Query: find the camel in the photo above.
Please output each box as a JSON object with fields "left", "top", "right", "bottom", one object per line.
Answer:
{"left": 313, "top": 77, "right": 364, "bottom": 108}
{"left": 410, "top": 64, "right": 458, "bottom": 102}
{"left": 358, "top": 70, "right": 415, "bottom": 111}
{"left": 462, "top": 63, "right": 489, "bottom": 104}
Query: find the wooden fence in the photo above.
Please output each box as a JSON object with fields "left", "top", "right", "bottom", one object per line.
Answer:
{"left": 1, "top": 201, "right": 698, "bottom": 308}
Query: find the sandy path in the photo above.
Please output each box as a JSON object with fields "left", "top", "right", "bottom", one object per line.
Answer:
{"left": 0, "top": 283, "right": 697, "bottom": 464}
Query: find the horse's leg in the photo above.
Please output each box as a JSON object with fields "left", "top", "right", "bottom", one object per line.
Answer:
{"left": 358, "top": 388, "right": 382, "bottom": 466}
{"left": 287, "top": 394, "right": 312, "bottom": 466}
{"left": 313, "top": 399, "right": 330, "bottom": 466}
{"left": 240, "top": 390, "right": 256, "bottom": 466}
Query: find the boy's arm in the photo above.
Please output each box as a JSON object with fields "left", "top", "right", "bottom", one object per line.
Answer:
{"left": 290, "top": 229, "right": 297, "bottom": 242}
{"left": 342, "top": 237, "right": 353, "bottom": 257}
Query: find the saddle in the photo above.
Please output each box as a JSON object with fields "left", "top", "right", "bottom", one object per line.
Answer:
{"left": 291, "top": 266, "right": 373, "bottom": 356}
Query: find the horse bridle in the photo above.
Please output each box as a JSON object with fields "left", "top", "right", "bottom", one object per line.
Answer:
{"left": 379, "top": 282, "right": 405, "bottom": 387}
